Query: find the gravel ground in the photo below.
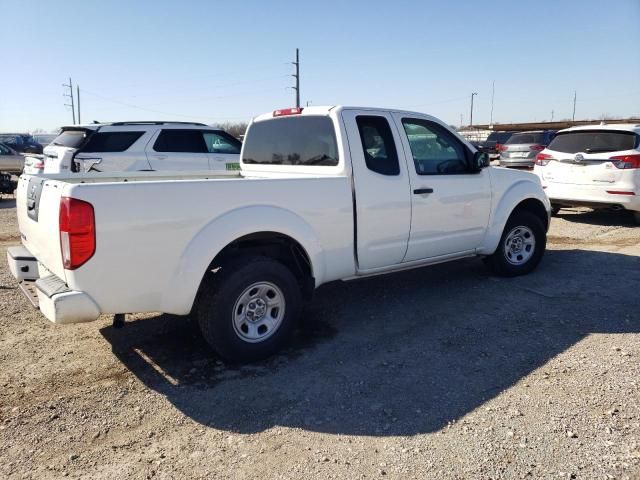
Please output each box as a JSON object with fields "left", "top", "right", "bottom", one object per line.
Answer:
{"left": 0, "top": 198, "right": 639, "bottom": 480}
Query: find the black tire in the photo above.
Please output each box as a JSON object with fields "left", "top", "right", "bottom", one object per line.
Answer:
{"left": 551, "top": 205, "right": 561, "bottom": 216}
{"left": 484, "top": 210, "right": 546, "bottom": 277}
{"left": 196, "top": 255, "right": 302, "bottom": 363}
{"left": 633, "top": 211, "right": 640, "bottom": 225}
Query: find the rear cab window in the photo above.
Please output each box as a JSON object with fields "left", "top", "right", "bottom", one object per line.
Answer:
{"left": 548, "top": 130, "right": 639, "bottom": 154}
{"left": 356, "top": 116, "right": 399, "bottom": 175}
{"left": 242, "top": 116, "right": 338, "bottom": 167}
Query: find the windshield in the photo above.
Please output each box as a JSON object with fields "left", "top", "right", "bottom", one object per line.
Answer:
{"left": 50, "top": 129, "right": 91, "bottom": 148}
{"left": 548, "top": 130, "right": 638, "bottom": 154}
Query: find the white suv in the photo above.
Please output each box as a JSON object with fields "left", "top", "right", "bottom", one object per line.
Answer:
{"left": 534, "top": 124, "right": 640, "bottom": 223}
{"left": 35, "top": 121, "right": 242, "bottom": 175}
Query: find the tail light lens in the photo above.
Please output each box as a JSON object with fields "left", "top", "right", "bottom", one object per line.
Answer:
{"left": 529, "top": 144, "right": 545, "bottom": 152}
{"left": 497, "top": 144, "right": 507, "bottom": 152}
{"left": 610, "top": 154, "right": 640, "bottom": 169}
{"left": 59, "top": 197, "right": 95, "bottom": 270}
{"left": 535, "top": 153, "right": 553, "bottom": 166}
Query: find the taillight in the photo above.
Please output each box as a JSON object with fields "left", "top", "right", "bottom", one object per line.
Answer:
{"left": 497, "top": 144, "right": 507, "bottom": 152}
{"left": 529, "top": 144, "right": 545, "bottom": 152}
{"left": 59, "top": 197, "right": 95, "bottom": 270}
{"left": 34, "top": 161, "right": 44, "bottom": 169}
{"left": 273, "top": 107, "right": 303, "bottom": 117}
{"left": 535, "top": 152, "right": 554, "bottom": 166}
{"left": 610, "top": 154, "right": 640, "bottom": 169}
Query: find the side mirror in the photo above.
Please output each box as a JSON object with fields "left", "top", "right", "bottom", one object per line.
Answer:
{"left": 473, "top": 151, "right": 490, "bottom": 170}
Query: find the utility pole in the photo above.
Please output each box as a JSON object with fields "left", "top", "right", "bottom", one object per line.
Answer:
{"left": 76, "top": 85, "right": 81, "bottom": 124}
{"left": 572, "top": 90, "right": 576, "bottom": 121}
{"left": 470, "top": 92, "right": 478, "bottom": 127}
{"left": 63, "top": 77, "right": 75, "bottom": 124}
{"left": 490, "top": 80, "right": 495, "bottom": 125}
{"left": 291, "top": 48, "right": 300, "bottom": 108}
{"left": 551, "top": 109, "right": 554, "bottom": 122}
{"left": 460, "top": 114, "right": 464, "bottom": 128}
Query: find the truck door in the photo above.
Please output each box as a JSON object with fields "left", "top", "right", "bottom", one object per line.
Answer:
{"left": 391, "top": 114, "right": 491, "bottom": 261}
{"left": 341, "top": 110, "right": 412, "bottom": 271}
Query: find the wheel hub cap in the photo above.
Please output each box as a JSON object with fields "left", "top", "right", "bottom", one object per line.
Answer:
{"left": 504, "top": 225, "right": 536, "bottom": 266}
{"left": 232, "top": 282, "right": 286, "bottom": 343}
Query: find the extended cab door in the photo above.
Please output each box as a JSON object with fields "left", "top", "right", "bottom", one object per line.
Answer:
{"left": 146, "top": 129, "right": 210, "bottom": 170}
{"left": 391, "top": 114, "right": 491, "bottom": 261}
{"left": 342, "top": 110, "right": 412, "bottom": 271}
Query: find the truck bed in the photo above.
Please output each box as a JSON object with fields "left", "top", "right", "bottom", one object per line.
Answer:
{"left": 16, "top": 170, "right": 355, "bottom": 318}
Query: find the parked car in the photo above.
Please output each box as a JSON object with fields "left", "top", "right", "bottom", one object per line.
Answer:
{"left": 9, "top": 106, "right": 549, "bottom": 362}
{"left": 534, "top": 124, "right": 640, "bottom": 223}
{"left": 0, "top": 142, "right": 24, "bottom": 173}
{"left": 0, "top": 133, "right": 43, "bottom": 154}
{"left": 476, "top": 131, "right": 513, "bottom": 159}
{"left": 33, "top": 133, "right": 58, "bottom": 148}
{"left": 499, "top": 130, "right": 557, "bottom": 168}
{"left": 42, "top": 121, "right": 242, "bottom": 174}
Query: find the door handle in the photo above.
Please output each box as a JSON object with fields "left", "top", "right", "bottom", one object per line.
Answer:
{"left": 413, "top": 188, "right": 434, "bottom": 194}
{"left": 153, "top": 154, "right": 167, "bottom": 160}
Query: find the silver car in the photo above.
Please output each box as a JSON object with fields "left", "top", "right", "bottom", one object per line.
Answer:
{"left": 0, "top": 142, "right": 24, "bottom": 174}
{"left": 499, "top": 130, "right": 557, "bottom": 168}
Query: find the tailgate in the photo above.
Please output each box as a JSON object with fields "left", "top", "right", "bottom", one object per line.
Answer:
{"left": 16, "top": 175, "right": 67, "bottom": 280}
{"left": 541, "top": 157, "right": 622, "bottom": 185}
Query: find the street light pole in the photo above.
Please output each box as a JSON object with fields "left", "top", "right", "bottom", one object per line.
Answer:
{"left": 470, "top": 92, "right": 478, "bottom": 127}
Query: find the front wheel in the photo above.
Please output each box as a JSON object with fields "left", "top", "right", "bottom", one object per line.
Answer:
{"left": 633, "top": 211, "right": 640, "bottom": 225}
{"left": 484, "top": 211, "right": 546, "bottom": 277}
{"left": 196, "top": 256, "right": 302, "bottom": 363}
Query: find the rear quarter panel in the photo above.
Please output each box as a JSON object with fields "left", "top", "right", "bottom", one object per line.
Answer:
{"left": 64, "top": 175, "right": 355, "bottom": 315}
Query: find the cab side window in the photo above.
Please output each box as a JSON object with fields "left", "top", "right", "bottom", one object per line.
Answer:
{"left": 402, "top": 119, "right": 469, "bottom": 175}
{"left": 355, "top": 116, "right": 400, "bottom": 176}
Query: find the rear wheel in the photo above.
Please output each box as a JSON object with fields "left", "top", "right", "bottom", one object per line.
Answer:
{"left": 196, "top": 256, "right": 302, "bottom": 363}
{"left": 634, "top": 211, "right": 640, "bottom": 225}
{"left": 484, "top": 211, "right": 546, "bottom": 277}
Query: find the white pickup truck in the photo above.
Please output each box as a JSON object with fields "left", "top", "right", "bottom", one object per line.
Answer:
{"left": 8, "top": 106, "right": 550, "bottom": 362}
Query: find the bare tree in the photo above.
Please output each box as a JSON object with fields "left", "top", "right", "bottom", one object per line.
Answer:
{"left": 214, "top": 122, "right": 249, "bottom": 140}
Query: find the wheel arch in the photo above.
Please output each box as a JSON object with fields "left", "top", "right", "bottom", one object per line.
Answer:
{"left": 160, "top": 206, "right": 324, "bottom": 315}
{"left": 478, "top": 180, "right": 550, "bottom": 255}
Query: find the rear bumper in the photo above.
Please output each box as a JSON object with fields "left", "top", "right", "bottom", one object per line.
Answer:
{"left": 499, "top": 158, "right": 535, "bottom": 168}
{"left": 544, "top": 183, "right": 640, "bottom": 212}
{"left": 7, "top": 246, "right": 100, "bottom": 324}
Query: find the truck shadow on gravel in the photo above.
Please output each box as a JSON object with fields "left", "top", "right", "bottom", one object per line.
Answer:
{"left": 101, "top": 248, "right": 639, "bottom": 436}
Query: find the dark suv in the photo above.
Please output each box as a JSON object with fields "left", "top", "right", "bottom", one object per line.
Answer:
{"left": 474, "top": 131, "right": 513, "bottom": 159}
{"left": 0, "top": 133, "right": 43, "bottom": 154}
{"left": 499, "top": 130, "right": 557, "bottom": 168}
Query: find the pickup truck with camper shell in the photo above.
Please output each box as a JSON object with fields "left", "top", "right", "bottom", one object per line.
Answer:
{"left": 8, "top": 106, "right": 551, "bottom": 362}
